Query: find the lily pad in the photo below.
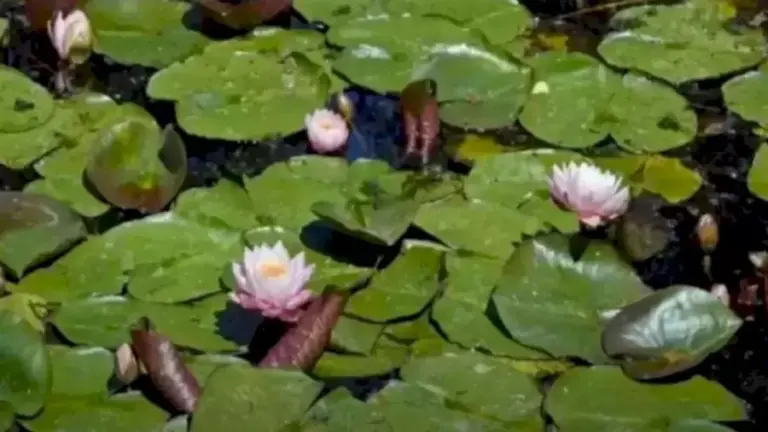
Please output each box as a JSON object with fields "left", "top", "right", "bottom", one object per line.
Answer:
{"left": 597, "top": 0, "right": 766, "bottom": 84}
{"left": 192, "top": 364, "right": 322, "bottom": 431}
{"left": 173, "top": 179, "right": 261, "bottom": 231}
{"left": 602, "top": 286, "right": 742, "bottom": 379}
{"left": 0, "top": 192, "right": 86, "bottom": 278}
{"left": 84, "top": 0, "right": 210, "bottom": 67}
{"left": 0, "top": 65, "right": 53, "bottom": 133}
{"left": 147, "top": 28, "right": 338, "bottom": 141}
{"left": 312, "top": 197, "right": 420, "bottom": 246}
{"left": 722, "top": 64, "right": 768, "bottom": 130}
{"left": 347, "top": 241, "right": 443, "bottom": 322}
{"left": 0, "top": 293, "right": 46, "bottom": 333}
{"left": 0, "top": 310, "right": 51, "bottom": 416}
{"left": 327, "top": 15, "right": 532, "bottom": 130}
{"left": 492, "top": 234, "right": 652, "bottom": 363}
{"left": 0, "top": 402, "right": 11, "bottom": 432}
{"left": 302, "top": 388, "right": 391, "bottom": 431}
{"left": 400, "top": 351, "right": 543, "bottom": 427}
{"left": 519, "top": 52, "right": 696, "bottom": 151}
{"left": 312, "top": 352, "right": 402, "bottom": 378}
{"left": 747, "top": 142, "right": 768, "bottom": 201}
{"left": 593, "top": 154, "right": 702, "bottom": 203}
{"left": 48, "top": 346, "right": 114, "bottom": 397}
{"left": 544, "top": 366, "right": 747, "bottom": 430}
{"left": 330, "top": 315, "right": 384, "bottom": 355}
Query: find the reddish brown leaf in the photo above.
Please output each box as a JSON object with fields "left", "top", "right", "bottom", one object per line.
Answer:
{"left": 258, "top": 291, "right": 348, "bottom": 370}
{"left": 199, "top": 0, "right": 292, "bottom": 30}
{"left": 25, "top": 0, "right": 79, "bottom": 31}
{"left": 399, "top": 79, "right": 440, "bottom": 165}
{"left": 130, "top": 317, "right": 201, "bottom": 413}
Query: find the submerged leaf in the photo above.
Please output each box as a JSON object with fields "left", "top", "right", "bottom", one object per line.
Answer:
{"left": 85, "top": 121, "right": 187, "bottom": 213}
{"left": 0, "top": 192, "right": 86, "bottom": 278}
{"left": 602, "top": 286, "right": 742, "bottom": 379}
{"left": 129, "top": 317, "right": 201, "bottom": 413}
{"left": 259, "top": 291, "right": 348, "bottom": 370}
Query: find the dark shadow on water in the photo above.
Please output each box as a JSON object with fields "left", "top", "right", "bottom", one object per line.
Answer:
{"left": 213, "top": 301, "right": 263, "bottom": 348}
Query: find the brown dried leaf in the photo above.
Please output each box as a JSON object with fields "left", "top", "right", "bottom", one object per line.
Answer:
{"left": 258, "top": 292, "right": 348, "bottom": 370}
{"left": 130, "top": 317, "right": 200, "bottom": 413}
{"left": 199, "top": 0, "right": 292, "bottom": 30}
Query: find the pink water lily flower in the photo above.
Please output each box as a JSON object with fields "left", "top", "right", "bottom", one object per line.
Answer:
{"left": 231, "top": 241, "right": 316, "bottom": 322}
{"left": 305, "top": 108, "right": 349, "bottom": 153}
{"left": 47, "top": 8, "right": 93, "bottom": 65}
{"left": 548, "top": 161, "right": 630, "bottom": 228}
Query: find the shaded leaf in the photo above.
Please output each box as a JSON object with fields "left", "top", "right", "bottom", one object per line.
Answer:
{"left": 0, "top": 310, "right": 51, "bottom": 416}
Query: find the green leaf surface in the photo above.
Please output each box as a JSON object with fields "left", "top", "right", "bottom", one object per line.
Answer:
{"left": 723, "top": 64, "right": 768, "bottom": 129}
{"left": 173, "top": 179, "right": 260, "bottom": 231}
{"left": 0, "top": 65, "right": 53, "bottom": 133}
{"left": 544, "top": 366, "right": 747, "bottom": 430}
{"left": 302, "top": 388, "right": 392, "bottom": 431}
{"left": 331, "top": 315, "right": 384, "bottom": 355}
{"left": 492, "top": 234, "right": 652, "bottom": 363}
{"left": 85, "top": 0, "right": 210, "bottom": 67}
{"left": 0, "top": 401, "right": 11, "bottom": 432}
{"left": 192, "top": 364, "right": 322, "bottom": 432}
{"left": 48, "top": 346, "right": 114, "bottom": 397}
{"left": 0, "top": 293, "right": 46, "bottom": 334}
{"left": 0, "top": 310, "right": 51, "bottom": 416}
{"left": 602, "top": 286, "right": 742, "bottom": 379}
{"left": 312, "top": 352, "right": 402, "bottom": 378}
{"left": 747, "top": 142, "right": 768, "bottom": 201}
{"left": 347, "top": 242, "right": 443, "bottom": 322}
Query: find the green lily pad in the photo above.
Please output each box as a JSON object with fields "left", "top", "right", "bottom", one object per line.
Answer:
{"left": 491, "top": 234, "right": 652, "bottom": 363}
{"left": 15, "top": 212, "right": 240, "bottom": 302}
{"left": 747, "top": 142, "right": 768, "bottom": 201}
{"left": 23, "top": 392, "right": 168, "bottom": 432}
{"left": 185, "top": 354, "right": 250, "bottom": 384}
{"left": 0, "top": 293, "right": 46, "bottom": 333}
{"left": 544, "top": 366, "right": 747, "bottom": 430}
{"left": 433, "top": 254, "right": 548, "bottom": 358}
{"left": 0, "top": 401, "right": 11, "bottom": 432}
{"left": 147, "top": 28, "right": 338, "bottom": 141}
{"left": 312, "top": 352, "right": 402, "bottom": 378}
{"left": 0, "top": 65, "right": 53, "bottom": 133}
{"left": 464, "top": 152, "right": 550, "bottom": 207}
{"left": 48, "top": 346, "right": 114, "bottom": 397}
{"left": 347, "top": 241, "right": 443, "bottom": 322}
{"left": 401, "top": 351, "right": 543, "bottom": 427}
{"left": 327, "top": 15, "right": 532, "bottom": 130}
{"left": 302, "top": 388, "right": 392, "bottom": 431}
{"left": 597, "top": 0, "right": 766, "bottom": 85}
{"left": 52, "top": 295, "right": 243, "bottom": 352}
{"left": 192, "top": 364, "right": 322, "bottom": 431}
{"left": 173, "top": 179, "right": 260, "bottom": 231}
{"left": 519, "top": 52, "right": 696, "bottom": 151}
{"left": 331, "top": 315, "right": 384, "bottom": 355}
{"left": 85, "top": 0, "right": 210, "bottom": 67}
{"left": 0, "top": 310, "right": 51, "bottom": 416}
{"left": 669, "top": 420, "right": 739, "bottom": 432}
{"left": 312, "top": 197, "right": 420, "bottom": 246}
{"left": 602, "top": 286, "right": 742, "bottom": 379}
{"left": 593, "top": 154, "right": 702, "bottom": 203}
{"left": 414, "top": 196, "right": 542, "bottom": 260}
{"left": 0, "top": 192, "right": 86, "bottom": 278}
{"left": 242, "top": 226, "right": 372, "bottom": 293}
{"left": 722, "top": 64, "right": 768, "bottom": 130}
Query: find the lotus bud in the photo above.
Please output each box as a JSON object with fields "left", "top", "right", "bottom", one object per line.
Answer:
{"left": 115, "top": 343, "right": 141, "bottom": 384}
{"left": 749, "top": 251, "right": 768, "bottom": 272}
{"left": 334, "top": 92, "right": 355, "bottom": 123}
{"left": 304, "top": 108, "right": 349, "bottom": 154}
{"left": 709, "top": 284, "right": 730, "bottom": 306}
{"left": 548, "top": 162, "right": 631, "bottom": 228}
{"left": 47, "top": 9, "right": 93, "bottom": 65}
{"left": 230, "top": 241, "right": 316, "bottom": 322}
{"left": 696, "top": 214, "right": 719, "bottom": 254}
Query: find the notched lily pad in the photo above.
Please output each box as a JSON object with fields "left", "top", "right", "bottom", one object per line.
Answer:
{"left": 85, "top": 120, "right": 187, "bottom": 213}
{"left": 0, "top": 65, "right": 53, "bottom": 133}
{"left": 602, "top": 285, "right": 742, "bottom": 379}
{"left": 0, "top": 192, "right": 86, "bottom": 278}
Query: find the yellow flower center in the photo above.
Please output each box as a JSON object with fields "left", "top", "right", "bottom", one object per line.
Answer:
{"left": 319, "top": 120, "right": 335, "bottom": 130}
{"left": 258, "top": 261, "right": 287, "bottom": 278}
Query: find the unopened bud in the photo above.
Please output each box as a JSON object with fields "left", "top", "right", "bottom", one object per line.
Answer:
{"left": 709, "top": 284, "right": 730, "bottom": 306}
{"left": 115, "top": 343, "right": 142, "bottom": 384}
{"left": 696, "top": 214, "right": 719, "bottom": 253}
{"left": 334, "top": 92, "right": 354, "bottom": 123}
{"left": 47, "top": 9, "right": 93, "bottom": 65}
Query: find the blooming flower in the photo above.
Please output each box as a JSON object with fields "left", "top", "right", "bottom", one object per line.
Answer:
{"left": 231, "top": 241, "right": 315, "bottom": 322}
{"left": 305, "top": 109, "right": 349, "bottom": 153}
{"left": 548, "top": 161, "right": 630, "bottom": 228}
{"left": 47, "top": 9, "right": 93, "bottom": 65}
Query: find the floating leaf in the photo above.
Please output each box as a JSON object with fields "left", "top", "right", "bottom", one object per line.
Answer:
{"left": 312, "top": 198, "right": 420, "bottom": 246}
{"left": 130, "top": 317, "right": 200, "bottom": 412}
{"left": 84, "top": 0, "right": 210, "bottom": 67}
{"left": 48, "top": 345, "right": 113, "bottom": 397}
{"left": 86, "top": 120, "right": 187, "bottom": 213}
{"left": 259, "top": 291, "right": 348, "bottom": 370}
{"left": 602, "top": 286, "right": 743, "bottom": 379}
{"left": 635, "top": 155, "right": 702, "bottom": 203}
{"left": 747, "top": 142, "right": 768, "bottom": 201}
{"left": 191, "top": 364, "right": 322, "bottom": 431}
{"left": 347, "top": 242, "right": 443, "bottom": 322}
{"left": 330, "top": 315, "right": 384, "bottom": 355}
{"left": 302, "top": 387, "right": 391, "bottom": 431}
{"left": 312, "top": 352, "right": 401, "bottom": 378}
{"left": 0, "top": 401, "right": 11, "bottom": 432}
{"left": 173, "top": 179, "right": 260, "bottom": 231}
{"left": 597, "top": 0, "right": 766, "bottom": 84}
{"left": 492, "top": 234, "right": 652, "bottom": 363}
{"left": 199, "top": 0, "right": 291, "bottom": 30}
{"left": 0, "top": 310, "right": 51, "bottom": 416}
{"left": 0, "top": 293, "right": 47, "bottom": 333}
{"left": 722, "top": 64, "right": 768, "bottom": 130}
{"left": 147, "top": 29, "right": 339, "bottom": 141}
{"left": 0, "top": 192, "right": 86, "bottom": 278}
{"left": 0, "top": 65, "right": 53, "bottom": 133}
{"left": 544, "top": 366, "right": 747, "bottom": 430}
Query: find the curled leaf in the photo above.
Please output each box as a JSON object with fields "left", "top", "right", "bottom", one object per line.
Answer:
{"left": 85, "top": 120, "right": 187, "bottom": 213}
{"left": 199, "top": 0, "right": 292, "bottom": 30}
{"left": 130, "top": 317, "right": 200, "bottom": 413}
{"left": 400, "top": 79, "right": 440, "bottom": 165}
{"left": 259, "top": 291, "right": 348, "bottom": 370}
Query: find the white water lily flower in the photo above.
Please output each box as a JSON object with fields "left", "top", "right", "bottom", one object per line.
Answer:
{"left": 548, "top": 162, "right": 630, "bottom": 228}
{"left": 305, "top": 108, "right": 349, "bottom": 153}
{"left": 47, "top": 9, "right": 93, "bottom": 65}
{"left": 231, "top": 241, "right": 315, "bottom": 322}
